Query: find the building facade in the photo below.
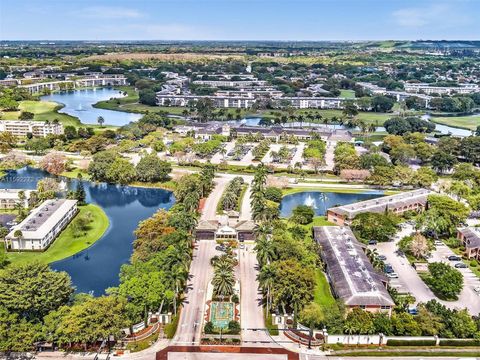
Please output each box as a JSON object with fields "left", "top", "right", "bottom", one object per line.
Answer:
{"left": 5, "top": 199, "right": 78, "bottom": 251}
{"left": 457, "top": 227, "right": 480, "bottom": 260}
{"left": 0, "top": 120, "right": 64, "bottom": 137}
{"left": 327, "top": 189, "right": 430, "bottom": 226}
{"left": 0, "top": 189, "right": 31, "bottom": 209}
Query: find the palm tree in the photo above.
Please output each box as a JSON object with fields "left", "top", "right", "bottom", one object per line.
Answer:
{"left": 169, "top": 266, "right": 187, "bottom": 315}
{"left": 97, "top": 116, "right": 105, "bottom": 127}
{"left": 212, "top": 268, "right": 235, "bottom": 297}
{"left": 222, "top": 190, "right": 237, "bottom": 211}
{"left": 257, "top": 264, "right": 275, "bottom": 312}
{"left": 254, "top": 236, "right": 277, "bottom": 267}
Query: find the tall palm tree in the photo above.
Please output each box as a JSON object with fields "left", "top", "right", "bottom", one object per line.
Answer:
{"left": 169, "top": 265, "right": 187, "bottom": 315}
{"left": 257, "top": 264, "right": 275, "bottom": 312}
{"left": 254, "top": 236, "right": 277, "bottom": 267}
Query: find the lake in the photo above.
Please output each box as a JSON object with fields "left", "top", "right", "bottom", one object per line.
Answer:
{"left": 280, "top": 190, "right": 384, "bottom": 218}
{"left": 41, "top": 88, "right": 142, "bottom": 126}
{"left": 0, "top": 167, "right": 175, "bottom": 295}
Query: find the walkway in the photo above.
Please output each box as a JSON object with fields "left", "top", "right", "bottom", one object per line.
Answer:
{"left": 200, "top": 176, "right": 230, "bottom": 221}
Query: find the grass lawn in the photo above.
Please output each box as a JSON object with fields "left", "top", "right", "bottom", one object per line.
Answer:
{"left": 61, "top": 168, "right": 91, "bottom": 180}
{"left": 4, "top": 204, "right": 109, "bottom": 265}
{"left": 125, "top": 331, "right": 160, "bottom": 352}
{"left": 1, "top": 100, "right": 118, "bottom": 130}
{"left": 332, "top": 350, "right": 480, "bottom": 357}
{"left": 430, "top": 115, "right": 480, "bottom": 131}
{"left": 313, "top": 269, "right": 336, "bottom": 308}
{"left": 340, "top": 89, "right": 356, "bottom": 99}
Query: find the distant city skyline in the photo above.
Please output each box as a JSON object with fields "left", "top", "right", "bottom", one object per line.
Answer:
{"left": 1, "top": 0, "right": 479, "bottom": 41}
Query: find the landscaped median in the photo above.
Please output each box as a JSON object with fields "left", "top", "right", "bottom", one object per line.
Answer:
{"left": 2, "top": 203, "right": 109, "bottom": 264}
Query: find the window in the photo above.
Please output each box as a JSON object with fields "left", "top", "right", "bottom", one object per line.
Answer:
{"left": 359, "top": 305, "right": 366, "bottom": 309}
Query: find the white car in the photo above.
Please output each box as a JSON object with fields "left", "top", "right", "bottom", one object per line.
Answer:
{"left": 387, "top": 272, "right": 399, "bottom": 279}
{"left": 474, "top": 286, "right": 480, "bottom": 294}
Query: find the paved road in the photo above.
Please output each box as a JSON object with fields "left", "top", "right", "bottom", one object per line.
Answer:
{"left": 239, "top": 183, "right": 253, "bottom": 220}
{"left": 239, "top": 246, "right": 274, "bottom": 346}
{"left": 290, "top": 142, "right": 305, "bottom": 167}
{"left": 200, "top": 176, "right": 229, "bottom": 221}
{"left": 173, "top": 241, "right": 219, "bottom": 345}
{"left": 320, "top": 140, "right": 336, "bottom": 171}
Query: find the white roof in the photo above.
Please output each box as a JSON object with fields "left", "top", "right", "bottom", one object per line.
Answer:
{"left": 7, "top": 199, "right": 77, "bottom": 240}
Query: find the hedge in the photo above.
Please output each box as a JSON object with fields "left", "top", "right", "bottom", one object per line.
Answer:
{"left": 439, "top": 339, "right": 480, "bottom": 347}
{"left": 386, "top": 339, "right": 436, "bottom": 346}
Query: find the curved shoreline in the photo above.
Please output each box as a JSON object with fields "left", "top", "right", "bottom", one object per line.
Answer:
{"left": 429, "top": 117, "right": 478, "bottom": 131}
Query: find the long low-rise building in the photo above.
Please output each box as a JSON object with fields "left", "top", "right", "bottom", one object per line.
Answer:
{"left": 157, "top": 93, "right": 351, "bottom": 110}
{"left": 0, "top": 189, "right": 32, "bottom": 209}
{"left": 327, "top": 189, "right": 430, "bottom": 225}
{"left": 192, "top": 79, "right": 267, "bottom": 87}
{"left": 5, "top": 199, "right": 78, "bottom": 251}
{"left": 314, "top": 226, "right": 394, "bottom": 316}
{"left": 18, "top": 75, "right": 127, "bottom": 94}
{"left": 0, "top": 120, "right": 64, "bottom": 137}
{"left": 195, "top": 220, "right": 256, "bottom": 242}
{"left": 404, "top": 82, "right": 479, "bottom": 95}
{"left": 457, "top": 227, "right": 480, "bottom": 260}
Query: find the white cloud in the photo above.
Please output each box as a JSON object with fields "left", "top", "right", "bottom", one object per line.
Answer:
{"left": 79, "top": 6, "right": 144, "bottom": 19}
{"left": 392, "top": 3, "right": 470, "bottom": 28}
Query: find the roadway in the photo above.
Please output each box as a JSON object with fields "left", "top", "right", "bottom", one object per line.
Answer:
{"left": 173, "top": 240, "right": 219, "bottom": 345}
{"left": 239, "top": 245, "right": 275, "bottom": 346}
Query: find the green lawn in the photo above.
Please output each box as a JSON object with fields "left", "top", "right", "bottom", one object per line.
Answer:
{"left": 430, "top": 115, "right": 480, "bottom": 131}
{"left": 1, "top": 100, "right": 118, "bottom": 130}
{"left": 313, "top": 269, "right": 336, "bottom": 308}
{"left": 340, "top": 89, "right": 356, "bottom": 99}
{"left": 61, "top": 168, "right": 91, "bottom": 180}
{"left": 3, "top": 204, "right": 109, "bottom": 265}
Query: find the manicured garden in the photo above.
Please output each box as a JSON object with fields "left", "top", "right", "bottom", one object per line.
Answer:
{"left": 3, "top": 204, "right": 109, "bottom": 264}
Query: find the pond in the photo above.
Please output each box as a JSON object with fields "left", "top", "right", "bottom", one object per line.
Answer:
{"left": 40, "top": 88, "right": 142, "bottom": 126}
{"left": 0, "top": 167, "right": 175, "bottom": 295}
{"left": 280, "top": 191, "right": 384, "bottom": 218}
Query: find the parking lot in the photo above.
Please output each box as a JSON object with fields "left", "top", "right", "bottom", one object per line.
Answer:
{"left": 375, "top": 223, "right": 480, "bottom": 315}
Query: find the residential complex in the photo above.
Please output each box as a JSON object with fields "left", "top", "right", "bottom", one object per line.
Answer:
{"left": 327, "top": 189, "right": 430, "bottom": 225}
{"left": 17, "top": 75, "right": 127, "bottom": 94}
{"left": 457, "top": 227, "right": 480, "bottom": 260}
{"left": 173, "top": 122, "right": 354, "bottom": 142}
{"left": 314, "top": 226, "right": 395, "bottom": 316}
{"left": 404, "top": 83, "right": 479, "bottom": 95}
{"left": 0, "top": 189, "right": 32, "bottom": 209}
{"left": 0, "top": 120, "right": 64, "bottom": 137}
{"left": 5, "top": 199, "right": 78, "bottom": 251}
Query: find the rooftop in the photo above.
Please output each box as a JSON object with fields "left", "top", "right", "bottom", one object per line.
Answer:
{"left": 459, "top": 227, "right": 480, "bottom": 249}
{"left": 328, "top": 189, "right": 430, "bottom": 219}
{"left": 314, "top": 226, "right": 394, "bottom": 307}
{"left": 7, "top": 199, "right": 77, "bottom": 240}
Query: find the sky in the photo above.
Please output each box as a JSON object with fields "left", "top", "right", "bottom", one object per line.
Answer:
{"left": 0, "top": 0, "right": 479, "bottom": 41}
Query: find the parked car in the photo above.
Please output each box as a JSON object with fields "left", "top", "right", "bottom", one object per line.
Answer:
{"left": 434, "top": 240, "right": 443, "bottom": 246}
{"left": 368, "top": 240, "right": 377, "bottom": 246}
{"left": 474, "top": 286, "right": 480, "bottom": 293}
{"left": 408, "top": 307, "right": 418, "bottom": 315}
{"left": 448, "top": 255, "right": 462, "bottom": 261}
{"left": 387, "top": 272, "right": 399, "bottom": 279}
{"left": 384, "top": 264, "right": 394, "bottom": 274}
{"left": 455, "top": 263, "right": 468, "bottom": 268}
{"left": 377, "top": 255, "right": 387, "bottom": 261}
{"left": 239, "top": 243, "right": 245, "bottom": 250}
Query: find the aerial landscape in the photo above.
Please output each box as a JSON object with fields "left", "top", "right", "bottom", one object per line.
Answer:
{"left": 2, "top": 1, "right": 480, "bottom": 359}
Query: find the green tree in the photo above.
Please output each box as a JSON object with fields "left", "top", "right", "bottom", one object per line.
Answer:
{"left": 106, "top": 158, "right": 136, "bottom": 185}
{"left": 291, "top": 205, "right": 315, "bottom": 225}
{"left": 0, "top": 262, "right": 73, "bottom": 320}
{"left": 426, "top": 262, "right": 463, "bottom": 300}
{"left": 136, "top": 153, "right": 172, "bottom": 183}
{"left": 351, "top": 212, "right": 399, "bottom": 243}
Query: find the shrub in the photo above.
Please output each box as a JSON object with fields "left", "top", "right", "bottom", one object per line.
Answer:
{"left": 386, "top": 339, "right": 436, "bottom": 346}
{"left": 291, "top": 205, "right": 315, "bottom": 225}
{"left": 470, "top": 260, "right": 478, "bottom": 267}
{"left": 228, "top": 321, "right": 241, "bottom": 335}
{"left": 231, "top": 294, "right": 239, "bottom": 303}
{"left": 165, "top": 315, "right": 179, "bottom": 339}
{"left": 264, "top": 186, "right": 283, "bottom": 203}
{"left": 204, "top": 321, "right": 214, "bottom": 334}
{"left": 439, "top": 339, "right": 480, "bottom": 347}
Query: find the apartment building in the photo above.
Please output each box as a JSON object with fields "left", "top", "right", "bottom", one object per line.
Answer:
{"left": 314, "top": 226, "right": 394, "bottom": 316}
{"left": 5, "top": 199, "right": 78, "bottom": 251}
{"left": 404, "top": 83, "right": 479, "bottom": 95}
{"left": 192, "top": 79, "right": 267, "bottom": 87}
{"left": 327, "top": 189, "right": 430, "bottom": 225}
{"left": 0, "top": 189, "right": 32, "bottom": 209}
{"left": 457, "top": 227, "right": 480, "bottom": 260}
{"left": 0, "top": 120, "right": 64, "bottom": 137}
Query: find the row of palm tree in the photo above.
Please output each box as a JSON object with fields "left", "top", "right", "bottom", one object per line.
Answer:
{"left": 221, "top": 177, "right": 244, "bottom": 211}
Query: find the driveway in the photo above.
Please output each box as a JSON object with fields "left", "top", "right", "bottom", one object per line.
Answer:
{"left": 200, "top": 176, "right": 229, "bottom": 221}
